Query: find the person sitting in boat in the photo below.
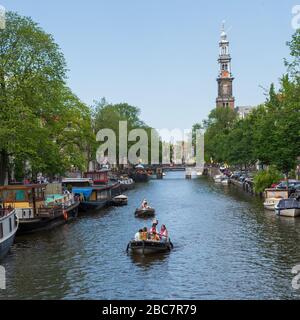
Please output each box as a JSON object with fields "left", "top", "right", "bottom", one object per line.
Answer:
{"left": 141, "top": 227, "right": 149, "bottom": 241}
{"left": 150, "top": 223, "right": 158, "bottom": 235}
{"left": 151, "top": 231, "right": 160, "bottom": 242}
{"left": 135, "top": 229, "right": 143, "bottom": 241}
{"left": 159, "top": 225, "right": 169, "bottom": 242}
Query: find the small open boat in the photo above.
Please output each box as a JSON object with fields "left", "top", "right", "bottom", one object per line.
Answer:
{"left": 112, "top": 195, "right": 128, "bottom": 206}
{"left": 135, "top": 208, "right": 155, "bottom": 218}
{"left": 127, "top": 240, "right": 173, "bottom": 255}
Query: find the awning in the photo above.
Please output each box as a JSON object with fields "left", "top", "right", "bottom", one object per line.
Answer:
{"left": 72, "top": 188, "right": 93, "bottom": 198}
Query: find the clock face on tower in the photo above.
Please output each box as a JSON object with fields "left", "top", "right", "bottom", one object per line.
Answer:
{"left": 222, "top": 83, "right": 229, "bottom": 95}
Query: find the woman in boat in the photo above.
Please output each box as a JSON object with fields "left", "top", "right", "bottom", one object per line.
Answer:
{"left": 135, "top": 229, "right": 143, "bottom": 241}
{"left": 151, "top": 231, "right": 160, "bottom": 242}
{"left": 150, "top": 223, "right": 158, "bottom": 235}
{"left": 141, "top": 227, "right": 148, "bottom": 241}
{"left": 160, "top": 225, "right": 169, "bottom": 242}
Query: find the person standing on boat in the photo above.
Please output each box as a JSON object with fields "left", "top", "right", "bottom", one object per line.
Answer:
{"left": 141, "top": 199, "right": 148, "bottom": 209}
{"left": 160, "top": 225, "right": 169, "bottom": 242}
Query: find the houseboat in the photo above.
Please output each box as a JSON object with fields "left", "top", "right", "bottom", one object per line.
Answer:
{"left": 130, "top": 165, "right": 150, "bottom": 183}
{"left": 264, "top": 189, "right": 289, "bottom": 211}
{"left": 62, "top": 177, "right": 122, "bottom": 212}
{"left": 0, "top": 184, "right": 79, "bottom": 235}
{"left": 0, "top": 208, "right": 18, "bottom": 260}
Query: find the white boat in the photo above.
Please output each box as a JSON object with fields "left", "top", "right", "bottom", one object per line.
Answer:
{"left": 221, "top": 177, "right": 230, "bottom": 185}
{"left": 0, "top": 209, "right": 19, "bottom": 261}
{"left": 112, "top": 195, "right": 128, "bottom": 206}
{"left": 214, "top": 175, "right": 229, "bottom": 185}
{"left": 214, "top": 175, "right": 223, "bottom": 183}
{"left": 264, "top": 198, "right": 282, "bottom": 211}
{"left": 275, "top": 199, "right": 300, "bottom": 217}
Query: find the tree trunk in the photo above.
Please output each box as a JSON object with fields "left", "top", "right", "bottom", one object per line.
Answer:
{"left": 0, "top": 149, "right": 9, "bottom": 185}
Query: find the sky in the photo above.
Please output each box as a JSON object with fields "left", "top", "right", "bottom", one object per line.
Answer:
{"left": 2, "top": 0, "right": 299, "bottom": 130}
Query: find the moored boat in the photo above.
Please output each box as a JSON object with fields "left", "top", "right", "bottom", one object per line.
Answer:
{"left": 0, "top": 208, "right": 18, "bottom": 260}
{"left": 127, "top": 240, "right": 173, "bottom": 255}
{"left": 275, "top": 199, "right": 300, "bottom": 217}
{"left": 64, "top": 178, "right": 122, "bottom": 212}
{"left": 130, "top": 165, "right": 150, "bottom": 183}
{"left": 135, "top": 208, "right": 155, "bottom": 218}
{"left": 118, "top": 177, "right": 135, "bottom": 191}
{"left": 0, "top": 184, "right": 79, "bottom": 235}
{"left": 112, "top": 195, "right": 128, "bottom": 206}
{"left": 264, "top": 189, "right": 289, "bottom": 211}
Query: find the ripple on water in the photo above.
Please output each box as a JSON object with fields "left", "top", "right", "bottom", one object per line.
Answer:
{"left": 1, "top": 173, "right": 300, "bottom": 300}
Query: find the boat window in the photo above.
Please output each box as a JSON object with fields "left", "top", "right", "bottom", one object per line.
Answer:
{"left": 16, "top": 190, "right": 26, "bottom": 201}
{"left": 0, "top": 223, "right": 3, "bottom": 239}
{"left": 9, "top": 218, "right": 12, "bottom": 233}
{"left": 97, "top": 190, "right": 108, "bottom": 200}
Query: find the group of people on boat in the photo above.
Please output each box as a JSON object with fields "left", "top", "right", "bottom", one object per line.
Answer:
{"left": 134, "top": 219, "right": 169, "bottom": 243}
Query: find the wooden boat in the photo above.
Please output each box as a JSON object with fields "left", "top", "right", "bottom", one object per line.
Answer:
{"left": 112, "top": 195, "right": 128, "bottom": 206}
{"left": 135, "top": 208, "right": 155, "bottom": 218}
{"left": 0, "top": 208, "right": 19, "bottom": 260}
{"left": 275, "top": 199, "right": 300, "bottom": 217}
{"left": 127, "top": 240, "right": 173, "bottom": 255}
{"left": 0, "top": 184, "right": 79, "bottom": 235}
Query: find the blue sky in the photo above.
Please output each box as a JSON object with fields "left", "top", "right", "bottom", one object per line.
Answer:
{"left": 2, "top": 0, "right": 299, "bottom": 129}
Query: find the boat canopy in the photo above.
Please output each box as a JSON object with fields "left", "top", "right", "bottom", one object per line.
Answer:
{"left": 277, "top": 199, "right": 300, "bottom": 209}
{"left": 72, "top": 188, "right": 93, "bottom": 198}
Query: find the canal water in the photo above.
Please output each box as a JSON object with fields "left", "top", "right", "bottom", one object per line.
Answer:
{"left": 1, "top": 172, "right": 300, "bottom": 300}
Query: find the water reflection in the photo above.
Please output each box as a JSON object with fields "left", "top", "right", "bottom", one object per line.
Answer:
{"left": 1, "top": 173, "right": 300, "bottom": 300}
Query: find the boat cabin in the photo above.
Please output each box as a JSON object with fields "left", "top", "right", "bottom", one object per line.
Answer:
{"left": 0, "top": 185, "right": 47, "bottom": 212}
{"left": 84, "top": 170, "right": 110, "bottom": 185}
{"left": 265, "top": 189, "right": 289, "bottom": 200}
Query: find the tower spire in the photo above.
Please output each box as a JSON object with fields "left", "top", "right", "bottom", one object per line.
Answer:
{"left": 216, "top": 21, "right": 235, "bottom": 109}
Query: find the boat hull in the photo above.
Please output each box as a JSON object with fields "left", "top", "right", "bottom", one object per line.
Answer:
{"left": 0, "top": 210, "right": 18, "bottom": 261}
{"left": 135, "top": 208, "right": 155, "bottom": 218}
{"left": 275, "top": 208, "right": 300, "bottom": 217}
{"left": 17, "top": 203, "right": 78, "bottom": 235}
{"left": 129, "top": 241, "right": 172, "bottom": 255}
{"left": 78, "top": 200, "right": 107, "bottom": 212}
{"left": 0, "top": 232, "right": 16, "bottom": 261}
{"left": 131, "top": 173, "right": 149, "bottom": 183}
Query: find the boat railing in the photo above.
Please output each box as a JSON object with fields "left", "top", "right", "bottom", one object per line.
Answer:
{"left": 37, "top": 207, "right": 63, "bottom": 218}
{"left": 0, "top": 208, "right": 14, "bottom": 218}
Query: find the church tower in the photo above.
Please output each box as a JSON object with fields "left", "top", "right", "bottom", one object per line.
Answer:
{"left": 216, "top": 23, "right": 235, "bottom": 109}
